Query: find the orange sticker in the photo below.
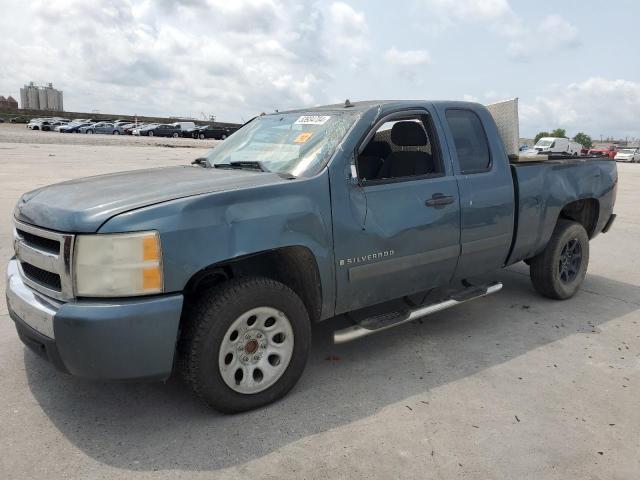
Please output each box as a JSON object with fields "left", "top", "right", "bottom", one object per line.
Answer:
{"left": 294, "top": 132, "right": 313, "bottom": 144}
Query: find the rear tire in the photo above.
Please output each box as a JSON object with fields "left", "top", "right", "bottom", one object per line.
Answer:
{"left": 172, "top": 132, "right": 179, "bottom": 138}
{"left": 529, "top": 220, "right": 589, "bottom": 299}
{"left": 148, "top": 131, "right": 153, "bottom": 137}
{"left": 180, "top": 277, "right": 311, "bottom": 413}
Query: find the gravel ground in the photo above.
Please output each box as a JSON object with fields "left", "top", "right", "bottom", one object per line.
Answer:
{"left": 0, "top": 128, "right": 638, "bottom": 479}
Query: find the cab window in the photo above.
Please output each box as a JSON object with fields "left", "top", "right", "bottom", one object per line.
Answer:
{"left": 445, "top": 109, "right": 491, "bottom": 174}
{"left": 357, "top": 115, "right": 443, "bottom": 182}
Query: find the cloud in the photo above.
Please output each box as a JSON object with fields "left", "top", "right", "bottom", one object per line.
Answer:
{"left": 384, "top": 48, "right": 431, "bottom": 67}
{"left": 0, "top": 0, "right": 369, "bottom": 121}
{"left": 418, "top": 0, "right": 513, "bottom": 27}
{"left": 506, "top": 14, "right": 581, "bottom": 62}
{"left": 520, "top": 78, "right": 640, "bottom": 139}
{"left": 416, "top": 1, "right": 580, "bottom": 63}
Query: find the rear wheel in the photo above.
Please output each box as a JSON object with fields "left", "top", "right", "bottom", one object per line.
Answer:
{"left": 86, "top": 129, "right": 93, "bottom": 134}
{"left": 172, "top": 132, "right": 179, "bottom": 138}
{"left": 148, "top": 131, "right": 154, "bottom": 137}
{"left": 529, "top": 220, "right": 589, "bottom": 299}
{"left": 113, "top": 130, "right": 120, "bottom": 135}
{"left": 199, "top": 133, "right": 205, "bottom": 140}
{"left": 180, "top": 277, "right": 311, "bottom": 413}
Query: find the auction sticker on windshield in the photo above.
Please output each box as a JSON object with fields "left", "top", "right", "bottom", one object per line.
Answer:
{"left": 294, "top": 115, "right": 331, "bottom": 125}
{"left": 294, "top": 132, "right": 313, "bottom": 144}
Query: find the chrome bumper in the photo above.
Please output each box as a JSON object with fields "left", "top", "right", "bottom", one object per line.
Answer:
{"left": 6, "top": 259, "right": 61, "bottom": 339}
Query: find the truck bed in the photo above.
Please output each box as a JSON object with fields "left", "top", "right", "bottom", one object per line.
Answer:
{"left": 507, "top": 157, "right": 617, "bottom": 265}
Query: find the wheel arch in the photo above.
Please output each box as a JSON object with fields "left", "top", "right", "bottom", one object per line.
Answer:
{"left": 183, "top": 245, "right": 323, "bottom": 323}
{"left": 557, "top": 198, "right": 600, "bottom": 238}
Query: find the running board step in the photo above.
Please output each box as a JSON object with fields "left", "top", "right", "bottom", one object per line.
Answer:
{"left": 333, "top": 281, "right": 503, "bottom": 344}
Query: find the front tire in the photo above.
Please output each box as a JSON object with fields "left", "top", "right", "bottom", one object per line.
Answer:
{"left": 529, "top": 220, "right": 589, "bottom": 299}
{"left": 180, "top": 277, "right": 311, "bottom": 413}
{"left": 148, "top": 131, "right": 153, "bottom": 137}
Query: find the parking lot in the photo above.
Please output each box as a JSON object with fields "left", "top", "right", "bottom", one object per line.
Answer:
{"left": 0, "top": 123, "right": 638, "bottom": 479}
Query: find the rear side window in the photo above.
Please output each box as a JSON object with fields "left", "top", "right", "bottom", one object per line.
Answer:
{"left": 445, "top": 109, "right": 491, "bottom": 173}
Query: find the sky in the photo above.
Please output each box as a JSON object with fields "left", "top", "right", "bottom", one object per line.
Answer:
{"left": 0, "top": 0, "right": 638, "bottom": 139}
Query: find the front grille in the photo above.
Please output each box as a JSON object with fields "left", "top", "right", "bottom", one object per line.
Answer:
{"left": 20, "top": 261, "right": 62, "bottom": 291}
{"left": 16, "top": 229, "right": 60, "bottom": 254}
{"left": 13, "top": 220, "right": 75, "bottom": 300}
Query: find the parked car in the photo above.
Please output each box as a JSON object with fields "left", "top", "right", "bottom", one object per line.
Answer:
{"left": 132, "top": 123, "right": 159, "bottom": 136}
{"left": 27, "top": 118, "right": 45, "bottom": 129}
{"left": 6, "top": 99, "right": 617, "bottom": 413}
{"left": 188, "top": 125, "right": 239, "bottom": 140}
{"left": 589, "top": 145, "right": 617, "bottom": 158}
{"left": 533, "top": 137, "right": 582, "bottom": 156}
{"left": 33, "top": 120, "right": 54, "bottom": 131}
{"left": 83, "top": 122, "right": 123, "bottom": 135}
{"left": 52, "top": 121, "right": 71, "bottom": 132}
{"left": 122, "top": 123, "right": 144, "bottom": 135}
{"left": 614, "top": 147, "right": 640, "bottom": 163}
{"left": 519, "top": 144, "right": 530, "bottom": 151}
{"left": 138, "top": 123, "right": 183, "bottom": 137}
{"left": 60, "top": 122, "right": 92, "bottom": 133}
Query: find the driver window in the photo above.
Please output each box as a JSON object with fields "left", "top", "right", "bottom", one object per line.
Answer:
{"left": 356, "top": 115, "right": 442, "bottom": 182}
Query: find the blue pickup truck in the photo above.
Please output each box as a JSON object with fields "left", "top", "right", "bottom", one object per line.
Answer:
{"left": 6, "top": 100, "right": 617, "bottom": 412}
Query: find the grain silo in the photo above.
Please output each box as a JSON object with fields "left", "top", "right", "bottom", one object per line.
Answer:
{"left": 38, "top": 88, "right": 47, "bottom": 110}
{"left": 19, "top": 82, "right": 64, "bottom": 111}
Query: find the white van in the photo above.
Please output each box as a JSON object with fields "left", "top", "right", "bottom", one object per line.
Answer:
{"left": 533, "top": 137, "right": 582, "bottom": 156}
{"left": 172, "top": 121, "right": 196, "bottom": 132}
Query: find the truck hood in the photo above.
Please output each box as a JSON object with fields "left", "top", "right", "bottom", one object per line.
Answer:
{"left": 14, "top": 165, "right": 288, "bottom": 232}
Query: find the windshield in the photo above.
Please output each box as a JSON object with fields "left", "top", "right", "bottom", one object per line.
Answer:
{"left": 535, "top": 140, "right": 554, "bottom": 147}
{"left": 618, "top": 149, "right": 635, "bottom": 154}
{"left": 204, "top": 111, "right": 360, "bottom": 177}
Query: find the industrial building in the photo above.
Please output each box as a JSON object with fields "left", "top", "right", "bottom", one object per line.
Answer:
{"left": 19, "top": 82, "right": 63, "bottom": 111}
{"left": 0, "top": 95, "right": 18, "bottom": 110}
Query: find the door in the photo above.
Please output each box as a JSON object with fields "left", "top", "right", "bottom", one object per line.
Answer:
{"left": 435, "top": 106, "right": 515, "bottom": 280}
{"left": 331, "top": 108, "right": 461, "bottom": 314}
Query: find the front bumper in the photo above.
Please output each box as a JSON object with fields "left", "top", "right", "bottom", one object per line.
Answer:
{"left": 6, "top": 259, "right": 184, "bottom": 381}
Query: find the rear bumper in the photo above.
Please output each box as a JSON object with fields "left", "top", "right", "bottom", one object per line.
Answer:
{"left": 6, "top": 259, "right": 184, "bottom": 381}
{"left": 602, "top": 213, "right": 616, "bottom": 233}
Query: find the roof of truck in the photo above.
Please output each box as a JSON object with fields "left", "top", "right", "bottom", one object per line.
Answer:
{"left": 277, "top": 99, "right": 483, "bottom": 115}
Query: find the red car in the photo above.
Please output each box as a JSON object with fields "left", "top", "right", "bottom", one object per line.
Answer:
{"left": 589, "top": 144, "right": 617, "bottom": 158}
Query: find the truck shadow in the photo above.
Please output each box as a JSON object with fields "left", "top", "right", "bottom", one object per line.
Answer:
{"left": 24, "top": 266, "right": 640, "bottom": 472}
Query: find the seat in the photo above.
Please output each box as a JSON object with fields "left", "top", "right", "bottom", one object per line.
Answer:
{"left": 378, "top": 121, "right": 435, "bottom": 179}
{"left": 358, "top": 141, "right": 392, "bottom": 180}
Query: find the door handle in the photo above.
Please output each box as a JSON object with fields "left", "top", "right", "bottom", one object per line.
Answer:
{"left": 425, "top": 193, "right": 454, "bottom": 208}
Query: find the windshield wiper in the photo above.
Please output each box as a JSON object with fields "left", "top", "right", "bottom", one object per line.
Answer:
{"left": 214, "top": 161, "right": 269, "bottom": 172}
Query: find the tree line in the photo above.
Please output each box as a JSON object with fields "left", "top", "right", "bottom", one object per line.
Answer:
{"left": 533, "top": 129, "right": 593, "bottom": 149}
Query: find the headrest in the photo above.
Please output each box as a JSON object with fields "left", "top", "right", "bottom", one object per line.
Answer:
{"left": 391, "top": 121, "right": 428, "bottom": 146}
{"left": 362, "top": 140, "right": 391, "bottom": 158}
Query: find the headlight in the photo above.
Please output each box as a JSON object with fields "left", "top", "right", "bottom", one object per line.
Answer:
{"left": 74, "top": 231, "right": 163, "bottom": 297}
